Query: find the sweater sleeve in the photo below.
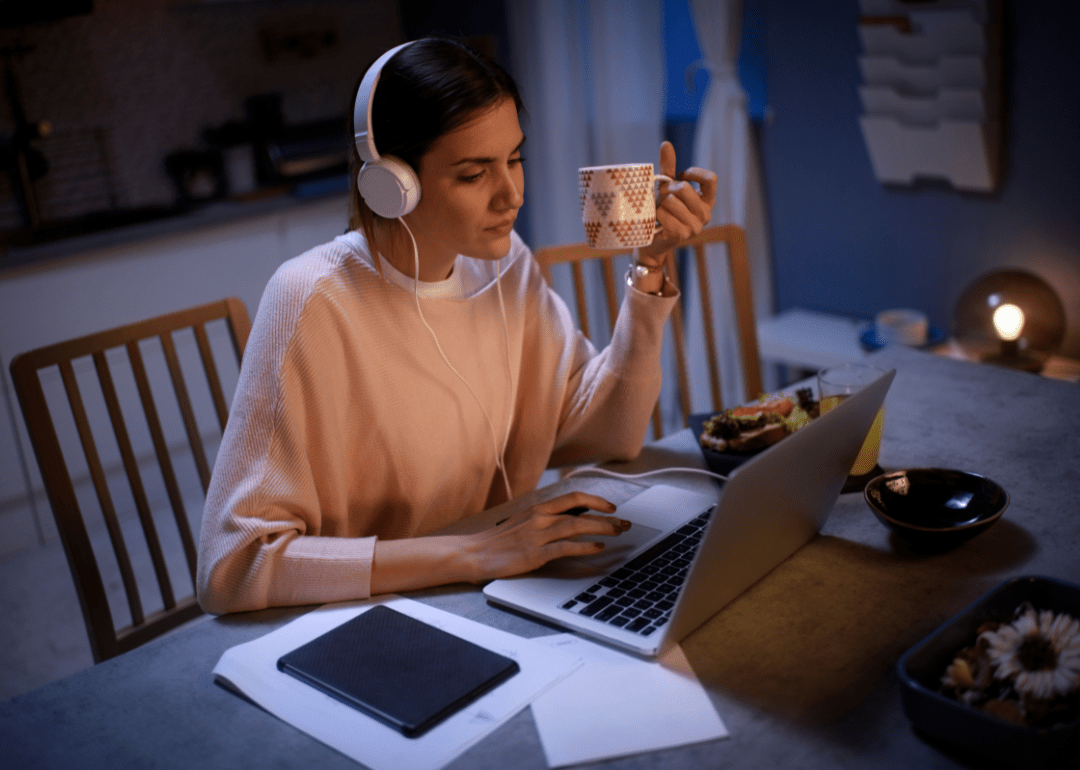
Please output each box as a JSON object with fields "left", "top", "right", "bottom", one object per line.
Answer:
{"left": 196, "top": 257, "right": 376, "bottom": 615}
{"left": 535, "top": 260, "right": 679, "bottom": 468}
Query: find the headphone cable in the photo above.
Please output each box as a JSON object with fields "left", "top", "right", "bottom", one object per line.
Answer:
{"left": 397, "top": 217, "right": 515, "bottom": 502}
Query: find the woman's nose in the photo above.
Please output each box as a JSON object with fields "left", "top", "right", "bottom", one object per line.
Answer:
{"left": 494, "top": 166, "right": 524, "bottom": 210}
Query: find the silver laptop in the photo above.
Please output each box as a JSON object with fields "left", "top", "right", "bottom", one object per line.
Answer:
{"left": 484, "top": 369, "right": 895, "bottom": 657}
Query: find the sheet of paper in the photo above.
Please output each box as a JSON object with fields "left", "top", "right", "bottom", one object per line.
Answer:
{"left": 212, "top": 596, "right": 580, "bottom": 770}
{"left": 530, "top": 634, "right": 728, "bottom": 767}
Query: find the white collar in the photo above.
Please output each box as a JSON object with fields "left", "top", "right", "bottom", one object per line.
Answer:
{"left": 337, "top": 229, "right": 515, "bottom": 300}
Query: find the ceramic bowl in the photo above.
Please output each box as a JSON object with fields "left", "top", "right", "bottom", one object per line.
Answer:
{"left": 897, "top": 576, "right": 1080, "bottom": 769}
{"left": 864, "top": 468, "right": 1008, "bottom": 549}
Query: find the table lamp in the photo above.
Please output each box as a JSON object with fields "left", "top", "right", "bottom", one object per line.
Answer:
{"left": 951, "top": 268, "right": 1066, "bottom": 373}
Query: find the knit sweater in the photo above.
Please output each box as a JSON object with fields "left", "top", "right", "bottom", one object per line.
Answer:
{"left": 196, "top": 230, "right": 676, "bottom": 614}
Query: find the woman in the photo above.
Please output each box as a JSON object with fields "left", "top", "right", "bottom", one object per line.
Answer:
{"left": 197, "top": 37, "right": 716, "bottom": 614}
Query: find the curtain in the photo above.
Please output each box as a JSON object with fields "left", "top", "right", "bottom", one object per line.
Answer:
{"left": 685, "top": 0, "right": 776, "bottom": 411}
{"left": 506, "top": 0, "right": 665, "bottom": 348}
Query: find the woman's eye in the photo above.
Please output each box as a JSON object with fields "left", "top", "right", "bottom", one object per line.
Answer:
{"left": 510, "top": 156, "right": 525, "bottom": 166}
{"left": 459, "top": 170, "right": 484, "bottom": 183}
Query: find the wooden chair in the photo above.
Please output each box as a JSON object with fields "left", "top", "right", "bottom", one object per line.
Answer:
{"left": 9, "top": 298, "right": 250, "bottom": 662}
{"left": 535, "top": 224, "right": 762, "bottom": 439}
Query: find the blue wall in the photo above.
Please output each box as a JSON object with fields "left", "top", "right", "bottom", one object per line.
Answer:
{"left": 761, "top": 0, "right": 1080, "bottom": 357}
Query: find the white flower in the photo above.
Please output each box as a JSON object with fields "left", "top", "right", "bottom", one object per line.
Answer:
{"left": 980, "top": 605, "right": 1080, "bottom": 701}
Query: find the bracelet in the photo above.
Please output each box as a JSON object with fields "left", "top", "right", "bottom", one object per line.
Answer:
{"left": 631, "top": 260, "right": 665, "bottom": 276}
{"left": 626, "top": 262, "right": 668, "bottom": 297}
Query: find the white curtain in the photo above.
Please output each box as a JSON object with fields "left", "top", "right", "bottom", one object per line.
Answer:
{"left": 506, "top": 0, "right": 665, "bottom": 348}
{"left": 685, "top": 0, "right": 776, "bottom": 411}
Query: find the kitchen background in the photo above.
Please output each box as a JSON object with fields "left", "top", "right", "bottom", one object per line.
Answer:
{"left": 0, "top": 0, "right": 402, "bottom": 236}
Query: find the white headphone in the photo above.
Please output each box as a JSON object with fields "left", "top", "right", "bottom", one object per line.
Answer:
{"left": 353, "top": 41, "right": 422, "bottom": 218}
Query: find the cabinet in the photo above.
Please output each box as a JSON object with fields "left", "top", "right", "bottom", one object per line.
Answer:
{"left": 856, "top": 0, "right": 1002, "bottom": 191}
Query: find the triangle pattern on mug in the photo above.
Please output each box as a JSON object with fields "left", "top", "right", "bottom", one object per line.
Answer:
{"left": 609, "top": 219, "right": 651, "bottom": 242}
{"left": 606, "top": 167, "right": 627, "bottom": 187}
{"left": 584, "top": 221, "right": 603, "bottom": 243}
{"left": 591, "top": 191, "right": 616, "bottom": 218}
{"left": 625, "top": 188, "right": 650, "bottom": 214}
{"left": 580, "top": 169, "right": 594, "bottom": 185}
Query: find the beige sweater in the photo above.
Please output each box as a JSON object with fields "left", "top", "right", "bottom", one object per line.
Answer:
{"left": 196, "top": 230, "right": 676, "bottom": 614}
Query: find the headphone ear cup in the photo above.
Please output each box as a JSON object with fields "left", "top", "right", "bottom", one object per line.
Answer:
{"left": 357, "top": 155, "right": 421, "bottom": 218}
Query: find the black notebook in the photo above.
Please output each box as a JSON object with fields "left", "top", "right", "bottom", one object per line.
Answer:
{"left": 277, "top": 605, "right": 520, "bottom": 738}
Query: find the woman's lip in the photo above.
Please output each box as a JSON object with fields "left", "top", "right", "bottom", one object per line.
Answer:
{"left": 485, "top": 221, "right": 516, "bottom": 233}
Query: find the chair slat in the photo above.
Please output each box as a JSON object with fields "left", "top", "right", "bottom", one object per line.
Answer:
{"left": 58, "top": 360, "right": 145, "bottom": 628}
{"left": 570, "top": 261, "right": 591, "bottom": 339}
{"left": 665, "top": 258, "right": 693, "bottom": 427}
{"left": 601, "top": 257, "right": 619, "bottom": 331}
{"left": 128, "top": 341, "right": 199, "bottom": 583}
{"left": 694, "top": 244, "right": 724, "bottom": 413}
{"left": 724, "top": 227, "right": 763, "bottom": 398}
{"left": 193, "top": 323, "right": 229, "bottom": 432}
{"left": 224, "top": 297, "right": 251, "bottom": 359}
{"left": 93, "top": 352, "right": 177, "bottom": 611}
{"left": 160, "top": 331, "right": 212, "bottom": 493}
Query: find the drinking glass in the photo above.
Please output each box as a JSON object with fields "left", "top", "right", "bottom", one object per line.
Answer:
{"left": 817, "top": 363, "right": 886, "bottom": 476}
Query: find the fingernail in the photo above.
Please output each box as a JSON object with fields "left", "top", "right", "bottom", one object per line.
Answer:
{"left": 606, "top": 501, "right": 617, "bottom": 512}
{"left": 593, "top": 541, "right": 605, "bottom": 550}
{"left": 619, "top": 519, "right": 632, "bottom": 531}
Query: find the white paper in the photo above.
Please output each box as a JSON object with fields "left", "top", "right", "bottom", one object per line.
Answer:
{"left": 212, "top": 596, "right": 580, "bottom": 770}
{"left": 530, "top": 634, "right": 728, "bottom": 767}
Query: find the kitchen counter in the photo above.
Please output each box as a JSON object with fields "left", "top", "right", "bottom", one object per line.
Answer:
{"left": 0, "top": 178, "right": 348, "bottom": 274}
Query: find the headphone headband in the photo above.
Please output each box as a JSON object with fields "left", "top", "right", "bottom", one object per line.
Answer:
{"left": 353, "top": 41, "right": 416, "bottom": 163}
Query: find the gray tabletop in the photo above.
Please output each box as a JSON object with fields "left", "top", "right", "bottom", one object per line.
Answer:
{"left": 2, "top": 346, "right": 1078, "bottom": 769}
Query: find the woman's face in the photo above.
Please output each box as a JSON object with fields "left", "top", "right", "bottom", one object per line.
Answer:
{"left": 401, "top": 97, "right": 525, "bottom": 280}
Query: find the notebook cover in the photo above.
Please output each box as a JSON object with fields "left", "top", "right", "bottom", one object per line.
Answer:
{"left": 277, "top": 605, "right": 520, "bottom": 738}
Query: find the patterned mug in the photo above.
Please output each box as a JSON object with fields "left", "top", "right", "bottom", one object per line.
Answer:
{"left": 579, "top": 163, "right": 674, "bottom": 249}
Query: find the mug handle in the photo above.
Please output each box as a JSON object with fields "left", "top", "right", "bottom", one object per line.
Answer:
{"left": 652, "top": 174, "right": 674, "bottom": 233}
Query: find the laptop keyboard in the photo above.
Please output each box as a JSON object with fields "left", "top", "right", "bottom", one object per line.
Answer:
{"left": 560, "top": 507, "right": 715, "bottom": 636}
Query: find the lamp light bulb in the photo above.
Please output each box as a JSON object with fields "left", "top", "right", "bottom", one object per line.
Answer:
{"left": 992, "top": 303, "right": 1025, "bottom": 342}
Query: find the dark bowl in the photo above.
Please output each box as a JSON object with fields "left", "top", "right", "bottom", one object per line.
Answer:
{"left": 687, "top": 412, "right": 756, "bottom": 477}
{"left": 897, "top": 576, "right": 1080, "bottom": 769}
{"left": 864, "top": 468, "right": 1008, "bottom": 550}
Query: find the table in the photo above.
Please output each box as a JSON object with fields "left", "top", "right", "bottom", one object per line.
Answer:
{"left": 2, "top": 346, "right": 1078, "bottom": 769}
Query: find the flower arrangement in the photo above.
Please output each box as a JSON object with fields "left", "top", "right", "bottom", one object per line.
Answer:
{"left": 940, "top": 601, "right": 1080, "bottom": 728}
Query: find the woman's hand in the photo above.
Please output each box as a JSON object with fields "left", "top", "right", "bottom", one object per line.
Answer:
{"left": 460, "top": 491, "right": 630, "bottom": 581}
{"left": 370, "top": 491, "right": 629, "bottom": 595}
{"left": 637, "top": 140, "right": 718, "bottom": 266}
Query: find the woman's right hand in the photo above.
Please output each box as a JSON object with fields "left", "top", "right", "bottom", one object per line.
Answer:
{"left": 460, "top": 491, "right": 631, "bottom": 581}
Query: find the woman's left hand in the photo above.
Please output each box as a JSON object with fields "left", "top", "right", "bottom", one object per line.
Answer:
{"left": 637, "top": 141, "right": 718, "bottom": 265}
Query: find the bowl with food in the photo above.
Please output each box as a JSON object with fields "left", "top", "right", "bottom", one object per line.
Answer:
{"left": 897, "top": 576, "right": 1080, "bottom": 769}
{"left": 690, "top": 388, "right": 819, "bottom": 477}
{"left": 864, "top": 468, "right": 1008, "bottom": 550}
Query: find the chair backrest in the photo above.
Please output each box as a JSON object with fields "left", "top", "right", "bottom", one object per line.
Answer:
{"left": 9, "top": 297, "right": 250, "bottom": 662}
{"left": 535, "top": 225, "right": 762, "bottom": 439}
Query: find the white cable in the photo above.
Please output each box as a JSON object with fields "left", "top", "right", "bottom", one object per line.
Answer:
{"left": 495, "top": 263, "right": 515, "bottom": 460}
{"left": 397, "top": 217, "right": 514, "bottom": 502}
{"left": 564, "top": 466, "right": 728, "bottom": 484}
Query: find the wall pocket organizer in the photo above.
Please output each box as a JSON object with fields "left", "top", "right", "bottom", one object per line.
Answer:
{"left": 857, "top": 0, "right": 1002, "bottom": 192}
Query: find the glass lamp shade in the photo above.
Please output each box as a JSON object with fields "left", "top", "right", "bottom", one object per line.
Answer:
{"left": 952, "top": 268, "right": 1066, "bottom": 372}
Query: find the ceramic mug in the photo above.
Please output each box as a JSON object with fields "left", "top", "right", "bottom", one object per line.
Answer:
{"left": 875, "top": 308, "right": 929, "bottom": 347}
{"left": 579, "top": 163, "right": 673, "bottom": 248}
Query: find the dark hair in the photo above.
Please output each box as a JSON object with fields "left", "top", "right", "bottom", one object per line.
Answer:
{"left": 348, "top": 37, "right": 526, "bottom": 243}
